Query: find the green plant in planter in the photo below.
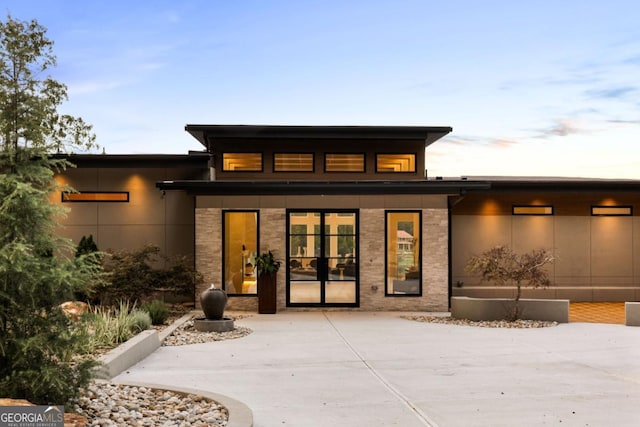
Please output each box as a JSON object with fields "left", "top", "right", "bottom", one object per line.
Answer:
{"left": 253, "top": 251, "right": 281, "bottom": 277}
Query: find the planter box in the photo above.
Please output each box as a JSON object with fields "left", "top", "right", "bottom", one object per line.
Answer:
{"left": 451, "top": 296, "right": 569, "bottom": 323}
{"left": 258, "top": 272, "right": 277, "bottom": 314}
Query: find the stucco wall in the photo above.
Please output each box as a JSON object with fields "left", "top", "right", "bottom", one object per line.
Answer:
{"left": 54, "top": 166, "right": 197, "bottom": 263}
{"left": 452, "top": 214, "right": 640, "bottom": 301}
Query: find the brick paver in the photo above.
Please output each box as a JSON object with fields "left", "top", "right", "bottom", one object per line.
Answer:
{"left": 569, "top": 302, "right": 625, "bottom": 324}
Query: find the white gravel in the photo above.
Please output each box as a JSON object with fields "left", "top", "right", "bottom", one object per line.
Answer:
{"left": 77, "top": 313, "right": 253, "bottom": 426}
{"left": 405, "top": 314, "right": 558, "bottom": 328}
{"left": 76, "top": 382, "right": 228, "bottom": 426}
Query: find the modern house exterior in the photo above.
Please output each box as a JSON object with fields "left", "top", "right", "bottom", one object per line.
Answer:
{"left": 53, "top": 125, "right": 640, "bottom": 311}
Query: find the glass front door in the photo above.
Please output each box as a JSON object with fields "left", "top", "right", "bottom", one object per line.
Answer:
{"left": 287, "top": 210, "right": 358, "bottom": 307}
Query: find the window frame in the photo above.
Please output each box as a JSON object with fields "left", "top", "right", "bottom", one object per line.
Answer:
{"left": 375, "top": 153, "right": 417, "bottom": 173}
{"left": 512, "top": 205, "right": 554, "bottom": 216}
{"left": 324, "top": 152, "right": 366, "bottom": 173}
{"left": 221, "top": 152, "right": 263, "bottom": 172}
{"left": 61, "top": 191, "right": 129, "bottom": 203}
{"left": 385, "top": 210, "right": 422, "bottom": 297}
{"left": 591, "top": 205, "right": 633, "bottom": 216}
{"left": 273, "top": 152, "right": 315, "bottom": 173}
{"left": 222, "top": 210, "right": 260, "bottom": 296}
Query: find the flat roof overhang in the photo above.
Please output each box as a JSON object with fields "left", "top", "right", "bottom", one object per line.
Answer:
{"left": 185, "top": 124, "right": 453, "bottom": 149}
{"left": 472, "top": 179, "right": 640, "bottom": 193}
{"left": 54, "top": 152, "right": 210, "bottom": 168}
{"left": 156, "top": 180, "right": 490, "bottom": 196}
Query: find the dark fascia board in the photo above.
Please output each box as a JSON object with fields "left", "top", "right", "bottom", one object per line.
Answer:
{"left": 53, "top": 152, "right": 210, "bottom": 169}
{"left": 185, "top": 124, "right": 453, "bottom": 148}
{"left": 474, "top": 179, "right": 640, "bottom": 193}
{"left": 156, "top": 179, "right": 490, "bottom": 196}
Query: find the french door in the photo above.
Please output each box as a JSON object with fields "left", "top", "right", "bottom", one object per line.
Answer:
{"left": 287, "top": 210, "right": 359, "bottom": 307}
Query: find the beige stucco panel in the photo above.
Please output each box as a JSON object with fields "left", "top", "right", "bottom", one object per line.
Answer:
{"left": 451, "top": 215, "right": 511, "bottom": 285}
{"left": 633, "top": 217, "right": 640, "bottom": 281}
{"left": 511, "top": 216, "right": 554, "bottom": 253}
{"left": 97, "top": 169, "right": 166, "bottom": 225}
{"left": 55, "top": 167, "right": 197, "bottom": 262}
{"left": 554, "top": 216, "right": 591, "bottom": 282}
{"left": 98, "top": 225, "right": 166, "bottom": 253}
{"left": 590, "top": 216, "right": 633, "bottom": 278}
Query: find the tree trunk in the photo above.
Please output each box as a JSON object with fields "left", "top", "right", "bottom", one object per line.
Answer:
{"left": 512, "top": 282, "right": 522, "bottom": 321}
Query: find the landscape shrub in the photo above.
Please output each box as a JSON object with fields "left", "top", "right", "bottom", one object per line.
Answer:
{"left": 129, "top": 309, "right": 152, "bottom": 332}
{"left": 82, "top": 302, "right": 151, "bottom": 352}
{"left": 98, "top": 244, "right": 202, "bottom": 304}
{"left": 141, "top": 299, "right": 170, "bottom": 325}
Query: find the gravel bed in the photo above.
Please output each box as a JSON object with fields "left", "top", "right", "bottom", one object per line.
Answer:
{"left": 78, "top": 312, "right": 253, "bottom": 425}
{"left": 75, "top": 382, "right": 228, "bottom": 426}
{"left": 162, "top": 317, "right": 253, "bottom": 346}
{"left": 405, "top": 314, "right": 558, "bottom": 328}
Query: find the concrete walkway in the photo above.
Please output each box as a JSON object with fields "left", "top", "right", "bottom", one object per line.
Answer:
{"left": 114, "top": 312, "right": 640, "bottom": 427}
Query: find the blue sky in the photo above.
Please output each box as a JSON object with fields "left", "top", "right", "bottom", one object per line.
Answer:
{"left": 4, "top": 1, "right": 640, "bottom": 178}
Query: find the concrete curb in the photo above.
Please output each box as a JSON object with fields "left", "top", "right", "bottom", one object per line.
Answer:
{"left": 94, "top": 329, "right": 160, "bottom": 379}
{"left": 112, "top": 380, "right": 253, "bottom": 427}
{"left": 94, "top": 312, "right": 253, "bottom": 426}
{"left": 95, "top": 312, "right": 196, "bottom": 379}
{"left": 625, "top": 302, "right": 640, "bottom": 326}
{"left": 158, "top": 312, "right": 196, "bottom": 342}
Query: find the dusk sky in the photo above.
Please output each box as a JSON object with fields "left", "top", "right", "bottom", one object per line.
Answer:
{"left": 5, "top": 1, "right": 640, "bottom": 178}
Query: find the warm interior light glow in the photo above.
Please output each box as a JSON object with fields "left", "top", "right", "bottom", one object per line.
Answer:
{"left": 274, "top": 153, "right": 313, "bottom": 171}
{"left": 591, "top": 206, "right": 632, "bottom": 216}
{"left": 513, "top": 206, "right": 554, "bottom": 215}
{"left": 222, "top": 153, "right": 262, "bottom": 171}
{"left": 62, "top": 192, "right": 129, "bottom": 202}
{"left": 325, "top": 154, "right": 365, "bottom": 172}
{"left": 376, "top": 154, "right": 416, "bottom": 172}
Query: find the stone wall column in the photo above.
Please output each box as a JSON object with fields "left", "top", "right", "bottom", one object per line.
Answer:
{"left": 195, "top": 207, "right": 221, "bottom": 309}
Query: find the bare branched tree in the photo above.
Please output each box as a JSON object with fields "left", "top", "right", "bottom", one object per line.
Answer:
{"left": 466, "top": 246, "right": 554, "bottom": 320}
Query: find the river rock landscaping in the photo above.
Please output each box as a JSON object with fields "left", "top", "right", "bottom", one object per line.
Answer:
{"left": 405, "top": 314, "right": 558, "bottom": 328}
{"left": 76, "top": 310, "right": 253, "bottom": 426}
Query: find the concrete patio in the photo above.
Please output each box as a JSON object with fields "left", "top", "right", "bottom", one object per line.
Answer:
{"left": 114, "top": 311, "right": 640, "bottom": 427}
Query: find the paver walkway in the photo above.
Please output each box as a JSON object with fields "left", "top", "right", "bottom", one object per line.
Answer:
{"left": 569, "top": 302, "right": 625, "bottom": 324}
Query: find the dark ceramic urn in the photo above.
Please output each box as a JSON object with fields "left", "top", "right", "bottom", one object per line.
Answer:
{"left": 200, "top": 285, "right": 227, "bottom": 320}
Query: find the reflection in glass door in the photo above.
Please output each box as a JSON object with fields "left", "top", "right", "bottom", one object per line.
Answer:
{"left": 287, "top": 210, "right": 358, "bottom": 307}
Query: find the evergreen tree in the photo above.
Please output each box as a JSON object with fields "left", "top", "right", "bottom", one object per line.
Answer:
{"left": 75, "top": 234, "right": 99, "bottom": 258}
{"left": 0, "top": 16, "right": 102, "bottom": 407}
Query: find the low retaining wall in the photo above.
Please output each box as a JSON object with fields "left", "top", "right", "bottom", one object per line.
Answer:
{"left": 625, "top": 302, "right": 640, "bottom": 326}
{"left": 452, "top": 286, "right": 640, "bottom": 302}
{"left": 93, "top": 330, "right": 161, "bottom": 379}
{"left": 451, "top": 296, "right": 569, "bottom": 323}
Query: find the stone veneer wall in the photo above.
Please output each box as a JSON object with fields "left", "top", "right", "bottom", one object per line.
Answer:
{"left": 195, "top": 207, "right": 286, "bottom": 312}
{"left": 357, "top": 208, "right": 449, "bottom": 312}
{"left": 195, "top": 205, "right": 449, "bottom": 312}
{"left": 195, "top": 208, "right": 221, "bottom": 309}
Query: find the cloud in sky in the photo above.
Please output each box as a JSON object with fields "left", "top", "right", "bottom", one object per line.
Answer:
{"left": 5, "top": 0, "right": 640, "bottom": 178}
{"left": 586, "top": 86, "right": 637, "bottom": 100}
{"left": 535, "top": 119, "right": 589, "bottom": 138}
{"left": 67, "top": 80, "right": 125, "bottom": 96}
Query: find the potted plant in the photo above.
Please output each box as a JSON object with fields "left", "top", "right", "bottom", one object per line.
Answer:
{"left": 254, "top": 250, "right": 281, "bottom": 276}
{"left": 254, "top": 251, "right": 280, "bottom": 314}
